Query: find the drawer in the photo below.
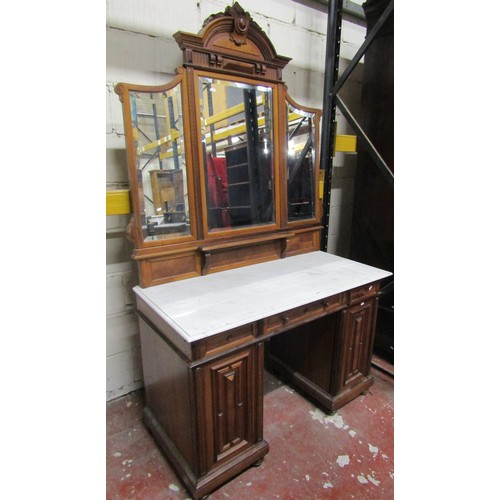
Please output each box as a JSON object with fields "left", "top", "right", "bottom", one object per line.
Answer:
{"left": 322, "top": 292, "right": 348, "bottom": 313}
{"left": 348, "top": 282, "right": 379, "bottom": 304}
{"left": 193, "top": 324, "right": 256, "bottom": 359}
{"left": 262, "top": 293, "right": 346, "bottom": 335}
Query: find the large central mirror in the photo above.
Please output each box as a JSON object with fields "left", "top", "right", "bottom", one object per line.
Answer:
{"left": 198, "top": 76, "right": 275, "bottom": 232}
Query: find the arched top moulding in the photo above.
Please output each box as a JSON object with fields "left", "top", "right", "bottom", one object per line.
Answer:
{"left": 173, "top": 2, "right": 291, "bottom": 82}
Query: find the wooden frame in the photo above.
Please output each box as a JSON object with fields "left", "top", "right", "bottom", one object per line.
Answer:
{"left": 115, "top": 3, "right": 323, "bottom": 288}
{"left": 283, "top": 93, "right": 323, "bottom": 228}
{"left": 115, "top": 70, "right": 199, "bottom": 250}
{"left": 115, "top": 6, "right": 393, "bottom": 498}
{"left": 192, "top": 69, "right": 282, "bottom": 241}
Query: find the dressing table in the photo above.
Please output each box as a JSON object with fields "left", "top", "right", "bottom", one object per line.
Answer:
{"left": 115, "top": 4, "right": 391, "bottom": 498}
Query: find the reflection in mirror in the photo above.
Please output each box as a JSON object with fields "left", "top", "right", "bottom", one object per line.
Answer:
{"left": 198, "top": 77, "right": 275, "bottom": 231}
{"left": 287, "top": 102, "right": 316, "bottom": 221}
{"left": 129, "top": 84, "right": 190, "bottom": 241}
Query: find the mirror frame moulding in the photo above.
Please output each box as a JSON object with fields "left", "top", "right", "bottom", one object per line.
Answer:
{"left": 193, "top": 69, "right": 282, "bottom": 241}
{"left": 283, "top": 92, "right": 323, "bottom": 228}
{"left": 114, "top": 69, "right": 200, "bottom": 249}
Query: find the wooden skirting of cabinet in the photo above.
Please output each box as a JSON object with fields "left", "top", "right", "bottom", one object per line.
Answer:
{"left": 144, "top": 407, "right": 268, "bottom": 500}
{"left": 266, "top": 297, "right": 380, "bottom": 413}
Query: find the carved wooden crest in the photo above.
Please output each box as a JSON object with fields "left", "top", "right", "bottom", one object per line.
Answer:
{"left": 226, "top": 2, "right": 252, "bottom": 46}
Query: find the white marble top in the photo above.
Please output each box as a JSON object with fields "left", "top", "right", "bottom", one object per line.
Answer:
{"left": 134, "top": 251, "right": 392, "bottom": 342}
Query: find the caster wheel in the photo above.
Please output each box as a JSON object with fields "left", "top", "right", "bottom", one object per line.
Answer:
{"left": 253, "top": 458, "right": 264, "bottom": 467}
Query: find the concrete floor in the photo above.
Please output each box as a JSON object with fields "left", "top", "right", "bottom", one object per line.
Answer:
{"left": 107, "top": 362, "right": 394, "bottom": 499}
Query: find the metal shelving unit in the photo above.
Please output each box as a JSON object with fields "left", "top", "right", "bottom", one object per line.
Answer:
{"left": 319, "top": 0, "right": 394, "bottom": 364}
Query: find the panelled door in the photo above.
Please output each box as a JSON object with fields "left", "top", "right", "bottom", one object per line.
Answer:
{"left": 333, "top": 298, "right": 378, "bottom": 392}
{"left": 195, "top": 343, "right": 264, "bottom": 474}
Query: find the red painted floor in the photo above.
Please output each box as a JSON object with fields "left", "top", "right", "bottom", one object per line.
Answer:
{"left": 107, "top": 365, "right": 393, "bottom": 499}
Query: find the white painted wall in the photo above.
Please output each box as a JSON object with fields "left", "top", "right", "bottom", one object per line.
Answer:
{"left": 106, "top": 0, "right": 367, "bottom": 401}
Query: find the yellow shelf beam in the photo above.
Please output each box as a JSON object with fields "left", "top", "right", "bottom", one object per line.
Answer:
{"left": 204, "top": 95, "right": 264, "bottom": 127}
{"left": 203, "top": 115, "right": 267, "bottom": 146}
{"left": 137, "top": 130, "right": 181, "bottom": 154}
{"left": 319, "top": 169, "right": 325, "bottom": 200}
{"left": 335, "top": 134, "right": 357, "bottom": 153}
{"left": 107, "top": 133, "right": 357, "bottom": 215}
{"left": 106, "top": 190, "right": 131, "bottom": 216}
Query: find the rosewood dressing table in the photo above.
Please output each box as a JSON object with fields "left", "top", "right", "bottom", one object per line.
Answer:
{"left": 115, "top": 4, "right": 391, "bottom": 498}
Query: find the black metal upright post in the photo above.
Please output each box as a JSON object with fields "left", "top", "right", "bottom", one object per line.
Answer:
{"left": 167, "top": 95, "right": 180, "bottom": 170}
{"left": 243, "top": 89, "right": 261, "bottom": 223}
{"left": 319, "top": 0, "right": 343, "bottom": 251}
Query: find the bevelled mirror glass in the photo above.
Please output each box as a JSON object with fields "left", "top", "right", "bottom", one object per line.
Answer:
{"left": 198, "top": 76, "right": 275, "bottom": 232}
{"left": 129, "top": 84, "right": 191, "bottom": 241}
{"left": 286, "top": 102, "right": 316, "bottom": 221}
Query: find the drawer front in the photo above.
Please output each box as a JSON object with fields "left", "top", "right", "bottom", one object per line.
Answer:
{"left": 262, "top": 293, "right": 346, "bottom": 335}
{"left": 348, "top": 282, "right": 379, "bottom": 304}
{"left": 193, "top": 324, "right": 256, "bottom": 359}
{"left": 323, "top": 292, "right": 348, "bottom": 313}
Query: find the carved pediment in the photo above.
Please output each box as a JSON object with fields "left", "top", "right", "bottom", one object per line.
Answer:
{"left": 174, "top": 2, "right": 290, "bottom": 81}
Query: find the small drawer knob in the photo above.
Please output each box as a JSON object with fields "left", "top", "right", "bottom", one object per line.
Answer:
{"left": 281, "top": 315, "right": 289, "bottom": 323}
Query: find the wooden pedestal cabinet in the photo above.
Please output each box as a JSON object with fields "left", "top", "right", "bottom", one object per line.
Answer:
{"left": 139, "top": 316, "right": 268, "bottom": 499}
{"left": 333, "top": 298, "right": 379, "bottom": 399}
{"left": 266, "top": 297, "right": 379, "bottom": 413}
{"left": 135, "top": 253, "right": 391, "bottom": 498}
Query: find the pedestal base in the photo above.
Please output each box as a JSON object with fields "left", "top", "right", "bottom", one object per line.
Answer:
{"left": 266, "top": 352, "right": 374, "bottom": 414}
{"left": 144, "top": 407, "right": 269, "bottom": 499}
